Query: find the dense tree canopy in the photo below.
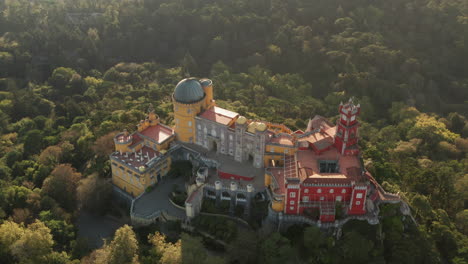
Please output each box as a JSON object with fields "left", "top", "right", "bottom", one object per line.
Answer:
{"left": 0, "top": 0, "right": 466, "bottom": 263}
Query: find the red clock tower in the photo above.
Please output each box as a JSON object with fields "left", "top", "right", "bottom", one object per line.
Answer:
{"left": 334, "top": 99, "right": 360, "bottom": 155}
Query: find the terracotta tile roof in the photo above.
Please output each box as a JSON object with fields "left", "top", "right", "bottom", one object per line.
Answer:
{"left": 293, "top": 148, "right": 363, "bottom": 185}
{"left": 307, "top": 115, "right": 334, "bottom": 132}
{"left": 269, "top": 168, "right": 286, "bottom": 195}
{"left": 269, "top": 135, "right": 295, "bottom": 146}
{"left": 199, "top": 106, "right": 239, "bottom": 126}
{"left": 299, "top": 131, "right": 333, "bottom": 151}
{"left": 139, "top": 124, "right": 174, "bottom": 144}
{"left": 186, "top": 188, "right": 202, "bottom": 203}
{"left": 129, "top": 133, "right": 143, "bottom": 148}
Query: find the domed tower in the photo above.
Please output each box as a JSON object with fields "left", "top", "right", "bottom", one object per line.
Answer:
{"left": 172, "top": 78, "right": 207, "bottom": 143}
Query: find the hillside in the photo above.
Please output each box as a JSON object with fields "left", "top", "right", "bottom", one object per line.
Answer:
{"left": 0, "top": 0, "right": 467, "bottom": 263}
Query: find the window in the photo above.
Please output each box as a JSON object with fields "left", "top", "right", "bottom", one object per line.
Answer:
{"left": 342, "top": 189, "right": 347, "bottom": 193}
{"left": 197, "top": 124, "right": 201, "bottom": 130}
{"left": 290, "top": 192, "right": 296, "bottom": 198}
{"left": 304, "top": 189, "right": 309, "bottom": 193}
{"left": 175, "top": 119, "right": 179, "bottom": 124}
{"left": 329, "top": 189, "right": 334, "bottom": 193}
{"left": 356, "top": 193, "right": 363, "bottom": 199}
{"left": 320, "top": 196, "right": 325, "bottom": 201}
{"left": 290, "top": 206, "right": 294, "bottom": 210}
{"left": 284, "top": 148, "right": 289, "bottom": 154}
{"left": 290, "top": 201, "right": 295, "bottom": 205}
{"left": 336, "top": 129, "right": 343, "bottom": 138}
{"left": 356, "top": 201, "right": 361, "bottom": 205}
{"left": 302, "top": 196, "right": 309, "bottom": 202}
{"left": 270, "top": 147, "right": 275, "bottom": 153}
{"left": 351, "top": 115, "right": 356, "bottom": 121}
{"left": 188, "top": 121, "right": 192, "bottom": 127}
{"left": 229, "top": 135, "right": 233, "bottom": 140}
{"left": 336, "top": 196, "right": 342, "bottom": 202}
{"left": 341, "top": 114, "right": 347, "bottom": 121}
{"left": 187, "top": 108, "right": 192, "bottom": 114}
{"left": 317, "top": 189, "right": 322, "bottom": 193}
{"left": 319, "top": 160, "right": 339, "bottom": 173}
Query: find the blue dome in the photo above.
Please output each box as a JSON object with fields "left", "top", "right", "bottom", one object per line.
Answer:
{"left": 173, "top": 78, "right": 205, "bottom": 104}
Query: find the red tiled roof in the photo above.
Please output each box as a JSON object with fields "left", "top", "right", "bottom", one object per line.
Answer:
{"left": 139, "top": 124, "right": 174, "bottom": 144}
{"left": 129, "top": 133, "right": 143, "bottom": 148}
{"left": 300, "top": 132, "right": 334, "bottom": 151}
{"left": 186, "top": 188, "right": 202, "bottom": 203}
{"left": 269, "top": 168, "right": 286, "bottom": 195}
{"left": 199, "top": 106, "right": 239, "bottom": 126}
{"left": 307, "top": 115, "right": 334, "bottom": 132}
{"left": 292, "top": 148, "right": 364, "bottom": 185}
{"left": 270, "top": 135, "right": 294, "bottom": 146}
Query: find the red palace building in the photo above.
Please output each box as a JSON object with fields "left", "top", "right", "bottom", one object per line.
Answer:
{"left": 267, "top": 99, "right": 399, "bottom": 222}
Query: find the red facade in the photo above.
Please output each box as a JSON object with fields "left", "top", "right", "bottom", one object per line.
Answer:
{"left": 334, "top": 100, "right": 360, "bottom": 155}
{"left": 280, "top": 99, "right": 370, "bottom": 222}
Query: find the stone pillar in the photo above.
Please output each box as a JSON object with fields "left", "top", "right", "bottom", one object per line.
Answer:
{"left": 229, "top": 182, "right": 237, "bottom": 215}
{"left": 244, "top": 184, "right": 254, "bottom": 216}
{"left": 215, "top": 181, "right": 222, "bottom": 207}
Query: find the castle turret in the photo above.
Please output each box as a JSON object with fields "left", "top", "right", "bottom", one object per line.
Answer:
{"left": 114, "top": 129, "right": 132, "bottom": 154}
{"left": 200, "top": 78, "right": 214, "bottom": 108}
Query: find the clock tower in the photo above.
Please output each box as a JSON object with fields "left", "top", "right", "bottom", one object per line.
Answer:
{"left": 334, "top": 98, "right": 360, "bottom": 155}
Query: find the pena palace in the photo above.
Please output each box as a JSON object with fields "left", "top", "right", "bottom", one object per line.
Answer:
{"left": 110, "top": 77, "right": 401, "bottom": 225}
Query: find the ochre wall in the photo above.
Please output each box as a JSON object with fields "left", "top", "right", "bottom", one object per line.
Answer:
{"left": 263, "top": 154, "right": 285, "bottom": 167}
{"left": 173, "top": 99, "right": 205, "bottom": 143}
{"left": 272, "top": 199, "right": 284, "bottom": 212}
{"left": 111, "top": 156, "right": 172, "bottom": 198}
{"left": 264, "top": 173, "right": 271, "bottom": 187}
{"left": 265, "top": 144, "right": 296, "bottom": 155}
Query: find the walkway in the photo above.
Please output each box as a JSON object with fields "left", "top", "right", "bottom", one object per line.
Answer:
{"left": 132, "top": 176, "right": 186, "bottom": 219}
{"left": 76, "top": 211, "right": 125, "bottom": 248}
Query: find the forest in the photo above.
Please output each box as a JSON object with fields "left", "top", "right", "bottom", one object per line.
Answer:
{"left": 0, "top": 0, "right": 467, "bottom": 263}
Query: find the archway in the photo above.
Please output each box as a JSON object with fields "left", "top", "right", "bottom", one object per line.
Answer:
{"left": 221, "top": 191, "right": 230, "bottom": 199}
{"left": 236, "top": 193, "right": 246, "bottom": 200}
{"left": 212, "top": 140, "right": 218, "bottom": 152}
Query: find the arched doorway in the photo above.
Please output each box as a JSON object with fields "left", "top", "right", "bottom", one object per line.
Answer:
{"left": 212, "top": 140, "right": 218, "bottom": 152}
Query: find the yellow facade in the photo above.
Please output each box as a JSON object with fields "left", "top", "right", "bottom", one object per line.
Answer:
{"left": 173, "top": 99, "right": 205, "bottom": 143}
{"left": 263, "top": 153, "right": 285, "bottom": 167}
{"left": 264, "top": 173, "right": 271, "bottom": 187}
{"left": 265, "top": 144, "right": 296, "bottom": 155}
{"left": 201, "top": 79, "right": 215, "bottom": 108}
{"left": 272, "top": 199, "right": 285, "bottom": 212}
{"left": 111, "top": 156, "right": 172, "bottom": 198}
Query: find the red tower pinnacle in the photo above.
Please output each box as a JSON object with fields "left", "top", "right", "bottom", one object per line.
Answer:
{"left": 334, "top": 98, "right": 360, "bottom": 155}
